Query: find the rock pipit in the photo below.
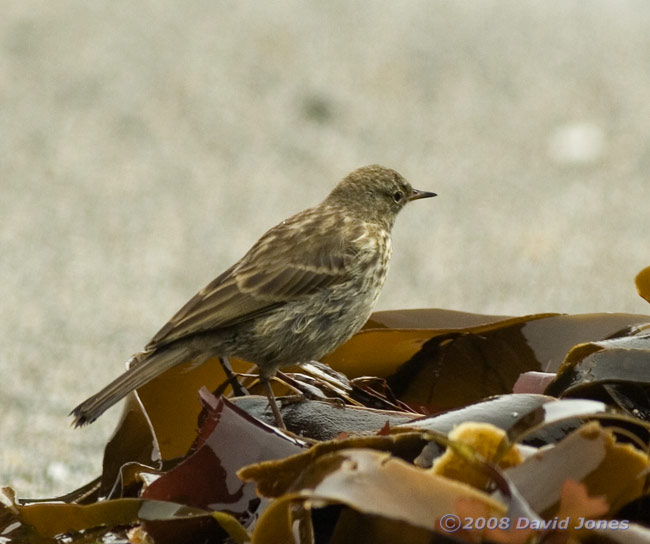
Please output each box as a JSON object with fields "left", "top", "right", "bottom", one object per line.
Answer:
{"left": 71, "top": 165, "right": 436, "bottom": 429}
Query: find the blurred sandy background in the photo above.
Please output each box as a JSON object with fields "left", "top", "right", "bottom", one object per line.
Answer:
{"left": 2, "top": 1, "right": 650, "bottom": 498}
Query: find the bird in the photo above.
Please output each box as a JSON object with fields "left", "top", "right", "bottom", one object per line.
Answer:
{"left": 70, "top": 165, "right": 436, "bottom": 429}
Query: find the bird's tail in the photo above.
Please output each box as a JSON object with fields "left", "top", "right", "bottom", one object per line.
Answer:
{"left": 70, "top": 344, "right": 194, "bottom": 427}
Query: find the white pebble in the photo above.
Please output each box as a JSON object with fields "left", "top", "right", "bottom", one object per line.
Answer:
{"left": 46, "top": 462, "right": 70, "bottom": 483}
{"left": 548, "top": 122, "right": 606, "bottom": 165}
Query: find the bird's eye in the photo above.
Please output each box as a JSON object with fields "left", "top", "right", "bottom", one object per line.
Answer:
{"left": 393, "top": 191, "right": 403, "bottom": 203}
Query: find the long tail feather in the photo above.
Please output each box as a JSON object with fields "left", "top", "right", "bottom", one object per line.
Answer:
{"left": 70, "top": 345, "right": 193, "bottom": 427}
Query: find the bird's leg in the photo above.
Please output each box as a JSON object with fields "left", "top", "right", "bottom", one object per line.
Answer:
{"left": 259, "top": 375, "right": 286, "bottom": 430}
{"left": 217, "top": 356, "right": 248, "bottom": 396}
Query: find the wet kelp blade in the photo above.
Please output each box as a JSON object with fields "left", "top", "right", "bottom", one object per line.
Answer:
{"left": 504, "top": 421, "right": 649, "bottom": 515}
{"left": 636, "top": 266, "right": 650, "bottom": 304}
{"left": 325, "top": 310, "right": 650, "bottom": 412}
{"left": 0, "top": 493, "right": 245, "bottom": 543}
{"left": 141, "top": 392, "right": 306, "bottom": 518}
{"left": 546, "top": 333, "right": 650, "bottom": 421}
{"left": 243, "top": 448, "right": 506, "bottom": 544}
{"left": 135, "top": 356, "right": 255, "bottom": 459}
{"left": 230, "top": 395, "right": 416, "bottom": 441}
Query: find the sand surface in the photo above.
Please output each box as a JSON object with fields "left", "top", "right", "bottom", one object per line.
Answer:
{"left": 2, "top": 1, "right": 649, "bottom": 497}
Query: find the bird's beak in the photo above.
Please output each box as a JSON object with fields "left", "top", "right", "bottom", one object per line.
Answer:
{"left": 408, "top": 188, "right": 437, "bottom": 201}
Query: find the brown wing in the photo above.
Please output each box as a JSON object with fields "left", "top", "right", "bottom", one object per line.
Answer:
{"left": 146, "top": 207, "right": 361, "bottom": 349}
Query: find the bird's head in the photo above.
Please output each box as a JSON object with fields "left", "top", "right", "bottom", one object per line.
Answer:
{"left": 326, "top": 165, "right": 436, "bottom": 230}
